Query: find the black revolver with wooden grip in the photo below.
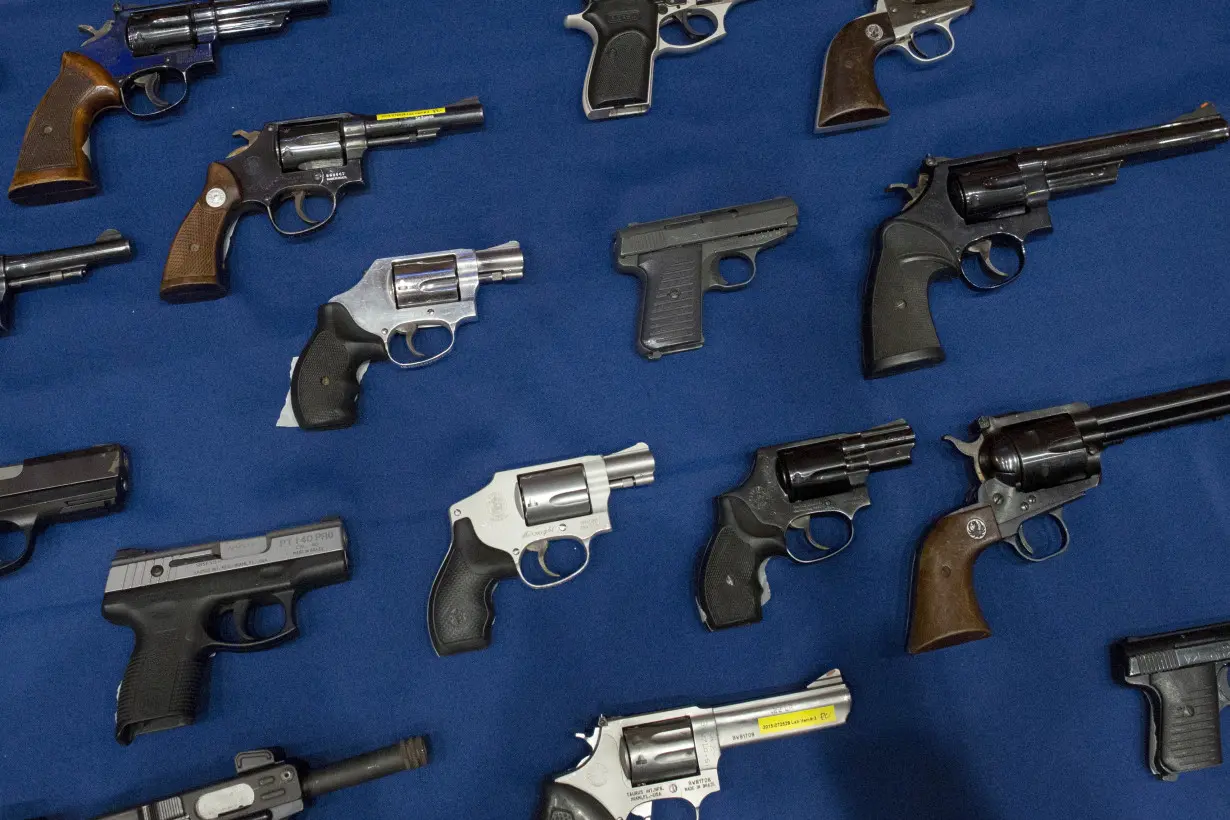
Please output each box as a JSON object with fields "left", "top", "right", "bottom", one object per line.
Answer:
{"left": 1114, "top": 620, "right": 1230, "bottom": 781}
{"left": 697, "top": 421, "right": 914, "bottom": 630}
{"left": 863, "top": 104, "right": 1228, "bottom": 379}
{"left": 816, "top": 0, "right": 973, "bottom": 135}
{"left": 614, "top": 197, "right": 798, "bottom": 359}
{"left": 0, "top": 444, "right": 129, "bottom": 577}
{"left": 1, "top": 230, "right": 133, "bottom": 335}
{"left": 428, "top": 445, "right": 654, "bottom": 656}
{"left": 10, "top": 0, "right": 329, "bottom": 206}
{"left": 160, "top": 99, "right": 484, "bottom": 303}
{"left": 908, "top": 379, "right": 1230, "bottom": 655}
{"left": 102, "top": 519, "right": 349, "bottom": 744}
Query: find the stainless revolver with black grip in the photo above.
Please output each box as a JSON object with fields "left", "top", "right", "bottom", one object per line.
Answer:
{"left": 615, "top": 197, "right": 798, "bottom": 359}
{"left": 428, "top": 444, "right": 654, "bottom": 656}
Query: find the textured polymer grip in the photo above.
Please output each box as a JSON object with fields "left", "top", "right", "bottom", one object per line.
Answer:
{"left": 161, "top": 163, "right": 245, "bottom": 302}
{"left": 9, "top": 52, "right": 122, "bottom": 205}
{"left": 1151, "top": 665, "right": 1225, "bottom": 775}
{"left": 907, "top": 506, "right": 1002, "bottom": 654}
{"left": 114, "top": 640, "right": 209, "bottom": 745}
{"left": 583, "top": 0, "right": 658, "bottom": 112}
{"left": 428, "top": 518, "right": 518, "bottom": 656}
{"left": 815, "top": 13, "right": 895, "bottom": 133}
{"left": 629, "top": 244, "right": 705, "bottom": 359}
{"left": 537, "top": 782, "right": 618, "bottom": 820}
{"left": 291, "top": 303, "right": 389, "bottom": 431}
{"left": 863, "top": 218, "right": 960, "bottom": 379}
{"left": 697, "top": 496, "right": 788, "bottom": 630}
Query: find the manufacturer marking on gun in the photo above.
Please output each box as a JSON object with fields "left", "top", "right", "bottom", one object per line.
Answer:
{"left": 609, "top": 10, "right": 641, "bottom": 23}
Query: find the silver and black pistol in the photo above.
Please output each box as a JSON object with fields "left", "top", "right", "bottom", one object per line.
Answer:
{"left": 428, "top": 444, "right": 655, "bottom": 656}
{"left": 697, "top": 421, "right": 915, "bottom": 630}
{"left": 538, "top": 671, "right": 851, "bottom": 820}
{"left": 289, "top": 242, "right": 524, "bottom": 431}
{"left": 1, "top": 230, "right": 133, "bottom": 334}
{"left": 615, "top": 197, "right": 798, "bottom": 359}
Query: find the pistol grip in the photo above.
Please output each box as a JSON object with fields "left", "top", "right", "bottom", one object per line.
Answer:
{"left": 291, "top": 303, "right": 389, "bottom": 431}
{"left": 577, "top": 0, "right": 659, "bottom": 116}
{"left": 112, "top": 638, "right": 210, "bottom": 744}
{"left": 907, "top": 506, "right": 1001, "bottom": 654}
{"left": 537, "top": 782, "right": 618, "bottom": 820}
{"left": 815, "top": 13, "right": 895, "bottom": 134}
{"left": 624, "top": 244, "right": 706, "bottom": 359}
{"left": 162, "top": 163, "right": 245, "bottom": 303}
{"left": 428, "top": 518, "right": 517, "bottom": 656}
{"left": 863, "top": 218, "right": 959, "bottom": 379}
{"left": 697, "top": 496, "right": 788, "bottom": 630}
{"left": 1141, "top": 666, "right": 1225, "bottom": 777}
{"left": 9, "top": 52, "right": 121, "bottom": 205}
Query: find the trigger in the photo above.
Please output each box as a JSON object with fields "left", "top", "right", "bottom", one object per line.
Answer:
{"left": 528, "top": 542, "right": 560, "bottom": 579}
{"left": 230, "top": 600, "right": 256, "bottom": 642}
{"left": 293, "top": 190, "right": 320, "bottom": 225}
{"left": 677, "top": 13, "right": 708, "bottom": 40}
{"left": 403, "top": 328, "right": 426, "bottom": 358}
{"left": 968, "top": 238, "right": 1015, "bottom": 279}
{"left": 133, "top": 74, "right": 169, "bottom": 109}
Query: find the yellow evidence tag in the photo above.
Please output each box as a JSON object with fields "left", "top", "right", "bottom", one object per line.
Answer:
{"left": 377, "top": 108, "right": 446, "bottom": 121}
{"left": 758, "top": 706, "right": 837, "bottom": 735}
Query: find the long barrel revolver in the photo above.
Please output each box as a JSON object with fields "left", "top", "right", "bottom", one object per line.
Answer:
{"left": 566, "top": 0, "right": 751, "bottom": 120}
{"left": 0, "top": 445, "right": 129, "bottom": 577}
{"left": 615, "top": 197, "right": 798, "bottom": 359}
{"left": 161, "top": 98, "right": 485, "bottom": 303}
{"left": 428, "top": 444, "right": 655, "bottom": 656}
{"left": 91, "top": 736, "right": 429, "bottom": 819}
{"left": 697, "top": 421, "right": 914, "bottom": 630}
{"left": 1114, "top": 620, "right": 1230, "bottom": 781}
{"left": 908, "top": 379, "right": 1230, "bottom": 655}
{"left": 863, "top": 104, "right": 1228, "bottom": 379}
{"left": 9, "top": 0, "right": 330, "bottom": 206}
{"left": 2, "top": 231, "right": 133, "bottom": 335}
{"left": 538, "top": 671, "right": 850, "bottom": 820}
{"left": 816, "top": 0, "right": 974, "bottom": 134}
{"left": 289, "top": 242, "right": 524, "bottom": 430}
{"left": 102, "top": 518, "right": 350, "bottom": 744}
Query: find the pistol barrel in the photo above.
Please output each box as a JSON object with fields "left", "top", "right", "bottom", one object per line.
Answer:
{"left": 301, "top": 736, "right": 429, "bottom": 799}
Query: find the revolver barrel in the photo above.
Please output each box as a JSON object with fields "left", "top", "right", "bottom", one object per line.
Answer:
{"left": 127, "top": 0, "right": 330, "bottom": 53}
{"left": 362, "top": 98, "right": 485, "bottom": 147}
{"left": 3, "top": 231, "right": 133, "bottom": 291}
{"left": 1086, "top": 379, "right": 1230, "bottom": 445}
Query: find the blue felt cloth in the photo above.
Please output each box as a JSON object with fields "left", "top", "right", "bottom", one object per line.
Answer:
{"left": 1, "top": 1, "right": 1229, "bottom": 818}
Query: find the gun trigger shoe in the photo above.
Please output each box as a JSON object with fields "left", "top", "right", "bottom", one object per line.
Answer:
{"left": 678, "top": 12, "right": 707, "bottom": 40}
{"left": 967, "top": 239, "right": 1012, "bottom": 279}
{"left": 292, "top": 190, "right": 320, "bottom": 226}
{"left": 404, "top": 328, "right": 426, "bottom": 358}
{"left": 528, "top": 542, "right": 560, "bottom": 579}
{"left": 132, "top": 73, "right": 169, "bottom": 109}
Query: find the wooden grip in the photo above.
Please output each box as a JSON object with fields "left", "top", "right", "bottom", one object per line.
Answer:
{"left": 161, "top": 163, "right": 244, "bottom": 303}
{"left": 9, "top": 52, "right": 121, "bottom": 205}
{"left": 907, "top": 506, "right": 1002, "bottom": 654}
{"left": 815, "top": 13, "right": 894, "bottom": 134}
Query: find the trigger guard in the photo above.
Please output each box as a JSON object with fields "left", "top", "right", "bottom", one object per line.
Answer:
{"left": 657, "top": 9, "right": 723, "bottom": 54}
{"left": 386, "top": 322, "right": 456, "bottom": 369}
{"left": 709, "top": 253, "right": 757, "bottom": 292}
{"left": 1012, "top": 512, "right": 1070, "bottom": 563}
{"left": 517, "top": 539, "right": 592, "bottom": 590}
{"left": 961, "top": 238, "right": 1026, "bottom": 291}
{"left": 901, "top": 23, "right": 956, "bottom": 64}
{"left": 121, "top": 68, "right": 189, "bottom": 118}
{"left": 266, "top": 189, "right": 337, "bottom": 237}
{"left": 0, "top": 527, "right": 37, "bottom": 577}
{"left": 785, "top": 514, "right": 855, "bottom": 565}
{"left": 676, "top": 10, "right": 713, "bottom": 40}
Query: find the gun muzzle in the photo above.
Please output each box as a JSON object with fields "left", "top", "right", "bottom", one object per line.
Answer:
{"left": 2, "top": 230, "right": 133, "bottom": 292}
{"left": 476, "top": 242, "right": 525, "bottom": 283}
{"left": 603, "top": 443, "right": 655, "bottom": 489}
{"left": 300, "top": 736, "right": 429, "bottom": 799}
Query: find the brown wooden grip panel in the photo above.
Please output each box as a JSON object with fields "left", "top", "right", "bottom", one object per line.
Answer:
{"left": 907, "top": 505, "right": 1002, "bottom": 654}
{"left": 815, "top": 12, "right": 895, "bottom": 134}
{"left": 9, "top": 52, "right": 122, "bottom": 205}
{"left": 161, "top": 163, "right": 244, "bottom": 303}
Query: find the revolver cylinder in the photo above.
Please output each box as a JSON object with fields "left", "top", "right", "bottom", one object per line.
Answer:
{"left": 622, "top": 717, "right": 700, "bottom": 786}
{"left": 518, "top": 465, "right": 592, "bottom": 526}
{"left": 979, "top": 415, "right": 1097, "bottom": 491}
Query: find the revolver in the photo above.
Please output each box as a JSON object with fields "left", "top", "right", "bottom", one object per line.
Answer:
{"left": 863, "top": 104, "right": 1228, "bottom": 378}
{"left": 102, "top": 518, "right": 350, "bottom": 743}
{"left": 161, "top": 98, "right": 485, "bottom": 302}
{"left": 697, "top": 420, "right": 915, "bottom": 630}
{"left": 565, "top": 0, "right": 751, "bottom": 120}
{"left": 908, "top": 379, "right": 1230, "bottom": 654}
{"left": 289, "top": 241, "right": 524, "bottom": 431}
{"left": 816, "top": 0, "right": 974, "bottom": 134}
{"left": 0, "top": 444, "right": 129, "bottom": 577}
{"left": 1114, "top": 620, "right": 1230, "bottom": 780}
{"left": 539, "top": 670, "right": 850, "bottom": 820}
{"left": 92, "top": 736, "right": 429, "bottom": 819}
{"left": 615, "top": 197, "right": 798, "bottom": 359}
{"left": 428, "top": 444, "right": 655, "bottom": 656}
{"left": 10, "top": 0, "right": 330, "bottom": 205}
{"left": 2, "top": 231, "right": 133, "bottom": 335}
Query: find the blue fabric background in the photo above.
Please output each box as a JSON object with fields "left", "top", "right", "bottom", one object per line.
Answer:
{"left": 1, "top": 1, "right": 1228, "bottom": 818}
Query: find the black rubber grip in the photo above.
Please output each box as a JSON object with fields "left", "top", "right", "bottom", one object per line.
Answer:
{"left": 1151, "top": 666, "right": 1225, "bottom": 776}
{"left": 696, "top": 496, "right": 788, "bottom": 630}
{"left": 291, "top": 302, "right": 388, "bottom": 431}
{"left": 629, "top": 244, "right": 705, "bottom": 358}
{"left": 862, "top": 218, "right": 960, "bottom": 379}
{"left": 428, "top": 518, "right": 517, "bottom": 656}
{"left": 114, "top": 640, "right": 209, "bottom": 745}
{"left": 537, "top": 782, "right": 618, "bottom": 820}
{"left": 583, "top": 0, "right": 658, "bottom": 111}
